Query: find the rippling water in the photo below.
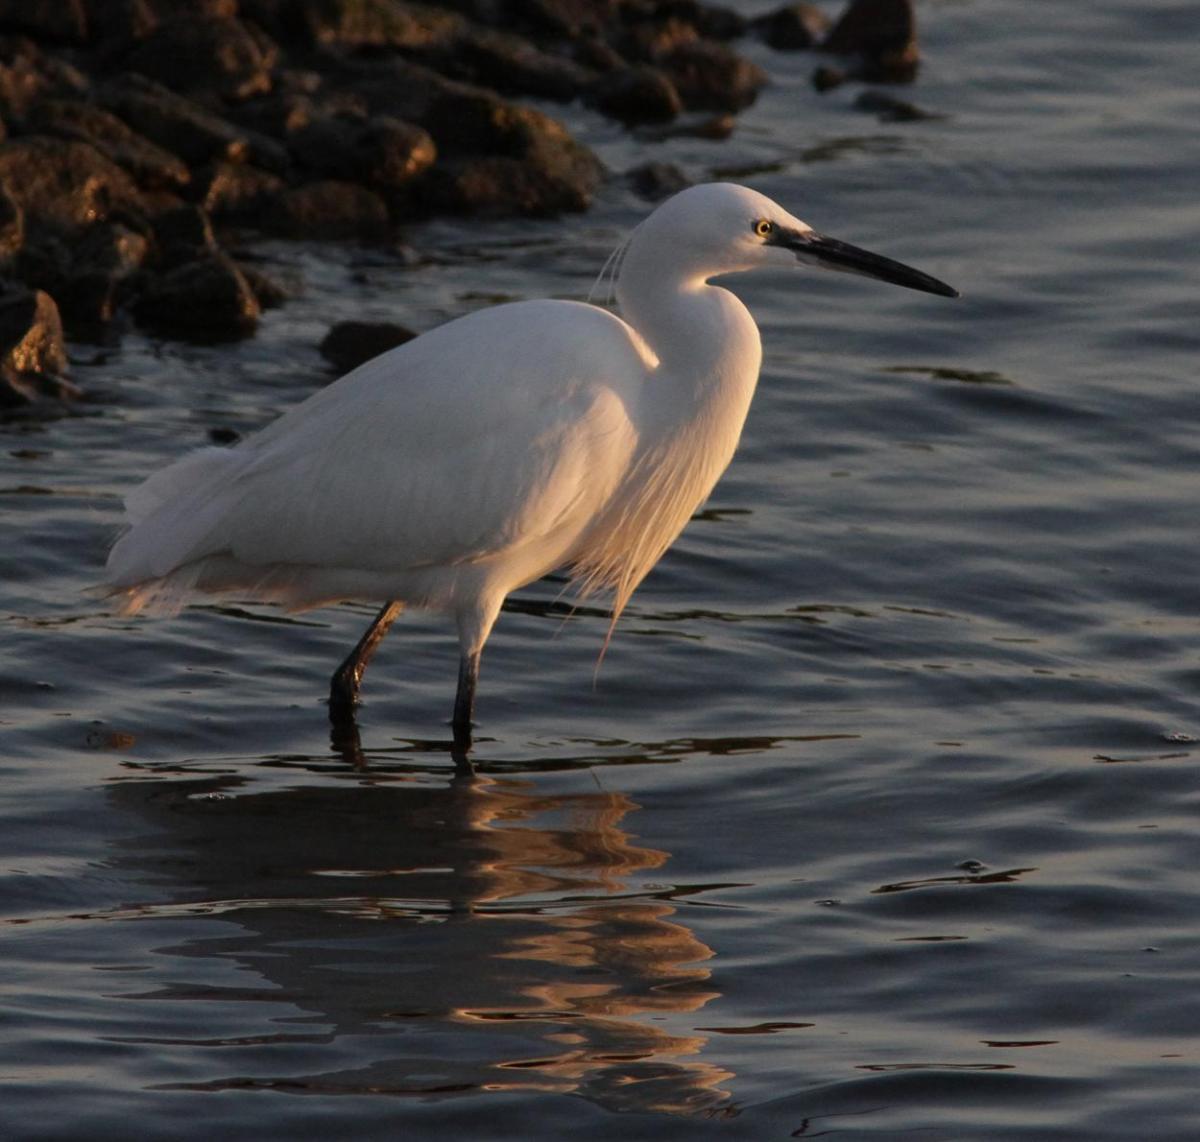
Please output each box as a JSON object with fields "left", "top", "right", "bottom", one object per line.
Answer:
{"left": 4, "top": 1, "right": 1200, "bottom": 1138}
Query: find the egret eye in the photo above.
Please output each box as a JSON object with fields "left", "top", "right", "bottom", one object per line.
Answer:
{"left": 754, "top": 219, "right": 774, "bottom": 239}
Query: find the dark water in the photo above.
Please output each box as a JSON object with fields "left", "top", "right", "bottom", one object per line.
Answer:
{"left": 4, "top": 2, "right": 1199, "bottom": 1138}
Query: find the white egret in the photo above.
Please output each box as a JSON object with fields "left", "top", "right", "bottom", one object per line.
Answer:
{"left": 106, "top": 182, "right": 957, "bottom": 744}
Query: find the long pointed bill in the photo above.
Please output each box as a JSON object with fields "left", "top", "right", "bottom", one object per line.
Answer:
{"left": 782, "top": 228, "right": 959, "bottom": 298}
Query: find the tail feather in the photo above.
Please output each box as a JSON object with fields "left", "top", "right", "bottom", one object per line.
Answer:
{"left": 106, "top": 445, "right": 242, "bottom": 592}
{"left": 105, "top": 562, "right": 206, "bottom": 617}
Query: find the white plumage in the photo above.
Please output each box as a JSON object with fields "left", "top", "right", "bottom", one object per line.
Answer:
{"left": 106, "top": 183, "right": 956, "bottom": 743}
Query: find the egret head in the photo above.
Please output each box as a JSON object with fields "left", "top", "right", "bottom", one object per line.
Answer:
{"left": 636, "top": 182, "right": 959, "bottom": 298}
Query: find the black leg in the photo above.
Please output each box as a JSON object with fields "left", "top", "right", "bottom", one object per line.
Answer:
{"left": 329, "top": 600, "right": 403, "bottom": 722}
{"left": 451, "top": 648, "right": 480, "bottom": 749}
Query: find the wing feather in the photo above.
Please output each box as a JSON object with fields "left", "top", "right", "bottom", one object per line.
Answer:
{"left": 108, "top": 300, "right": 650, "bottom": 592}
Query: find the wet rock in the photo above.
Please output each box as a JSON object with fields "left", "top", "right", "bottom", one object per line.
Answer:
{"left": 54, "top": 237, "right": 147, "bottom": 333}
{"left": 0, "top": 37, "right": 89, "bottom": 118}
{"left": 0, "top": 137, "right": 142, "bottom": 234}
{"left": 0, "top": 286, "right": 74, "bottom": 406}
{"left": 821, "top": 0, "right": 918, "bottom": 83}
{"left": 621, "top": 16, "right": 700, "bottom": 64}
{"left": 99, "top": 74, "right": 256, "bottom": 166}
{"left": 337, "top": 55, "right": 469, "bottom": 126}
{"left": 319, "top": 319, "right": 416, "bottom": 373}
{"left": 85, "top": 0, "right": 159, "bottom": 47}
{"left": 420, "top": 83, "right": 604, "bottom": 215}
{"left": 289, "top": 114, "right": 436, "bottom": 200}
{"left": 587, "top": 66, "right": 682, "bottom": 125}
{"left": 177, "top": 0, "right": 240, "bottom": 17}
{"left": 237, "top": 262, "right": 289, "bottom": 309}
{"left": 811, "top": 63, "right": 845, "bottom": 91}
{"left": 13, "top": 229, "right": 69, "bottom": 294}
{"left": 267, "top": 180, "right": 390, "bottom": 240}
{"left": 56, "top": 222, "right": 150, "bottom": 335}
{"left": 570, "top": 37, "right": 621, "bottom": 73}
{"left": 0, "top": 286, "right": 66, "bottom": 373}
{"left": 272, "top": 68, "right": 324, "bottom": 97}
{"left": 0, "top": 180, "right": 23, "bottom": 266}
{"left": 659, "top": 40, "right": 767, "bottom": 112}
{"left": 24, "top": 99, "right": 191, "bottom": 191}
{"left": 431, "top": 151, "right": 600, "bottom": 216}
{"left": 627, "top": 159, "right": 689, "bottom": 200}
{"left": 55, "top": 274, "right": 124, "bottom": 336}
{"left": 119, "top": 15, "right": 279, "bottom": 102}
{"left": 651, "top": 0, "right": 747, "bottom": 41}
{"left": 91, "top": 0, "right": 239, "bottom": 43}
{"left": 422, "top": 79, "right": 576, "bottom": 157}
{"left": 0, "top": 0, "right": 89, "bottom": 43}
{"left": 193, "top": 161, "right": 286, "bottom": 225}
{"left": 445, "top": 28, "right": 596, "bottom": 102}
{"left": 499, "top": 0, "right": 618, "bottom": 40}
{"left": 134, "top": 188, "right": 186, "bottom": 219}
{"left": 233, "top": 85, "right": 370, "bottom": 145}
{"left": 234, "top": 89, "right": 320, "bottom": 139}
{"left": 259, "top": 0, "right": 465, "bottom": 50}
{"left": 150, "top": 203, "right": 217, "bottom": 266}
{"left": 340, "top": 59, "right": 604, "bottom": 216}
{"left": 134, "top": 252, "right": 261, "bottom": 341}
{"left": 17, "top": 217, "right": 151, "bottom": 337}
{"left": 754, "top": 2, "right": 830, "bottom": 50}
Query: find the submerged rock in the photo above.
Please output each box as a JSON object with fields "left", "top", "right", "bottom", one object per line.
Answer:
{"left": 319, "top": 319, "right": 416, "bottom": 373}
{"left": 853, "top": 89, "right": 943, "bottom": 121}
{"left": 634, "top": 111, "right": 735, "bottom": 141}
{"left": 627, "top": 159, "right": 690, "bottom": 200}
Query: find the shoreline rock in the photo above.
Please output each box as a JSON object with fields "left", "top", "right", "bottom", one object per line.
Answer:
{"left": 0, "top": 0, "right": 936, "bottom": 407}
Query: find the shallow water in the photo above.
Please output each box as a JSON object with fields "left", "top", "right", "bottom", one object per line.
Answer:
{"left": 4, "top": 1, "right": 1200, "bottom": 1138}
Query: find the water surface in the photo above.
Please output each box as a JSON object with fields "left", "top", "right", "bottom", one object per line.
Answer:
{"left": 4, "top": 2, "right": 1200, "bottom": 1138}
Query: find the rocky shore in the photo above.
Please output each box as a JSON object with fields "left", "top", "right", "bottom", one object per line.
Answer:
{"left": 0, "top": 0, "right": 921, "bottom": 408}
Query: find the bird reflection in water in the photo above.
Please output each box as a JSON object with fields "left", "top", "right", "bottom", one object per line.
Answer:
{"left": 106, "top": 748, "right": 733, "bottom": 1117}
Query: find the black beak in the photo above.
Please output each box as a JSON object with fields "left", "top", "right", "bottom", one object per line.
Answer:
{"left": 776, "top": 227, "right": 959, "bottom": 298}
